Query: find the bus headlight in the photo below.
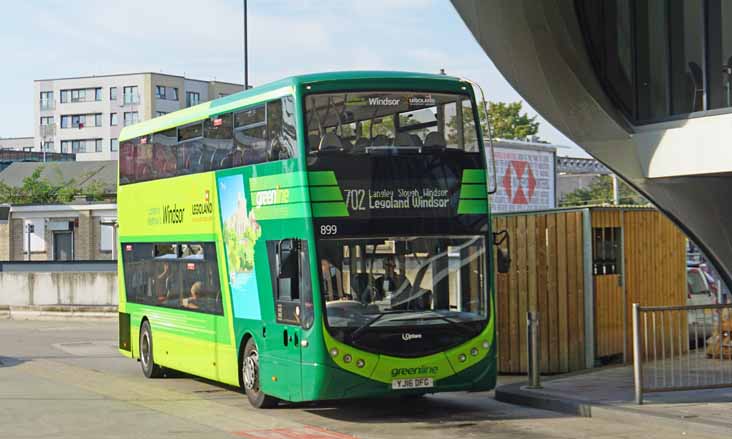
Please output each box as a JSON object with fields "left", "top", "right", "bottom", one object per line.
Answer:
{"left": 458, "top": 354, "right": 467, "bottom": 362}
{"left": 356, "top": 359, "right": 366, "bottom": 368}
{"left": 470, "top": 348, "right": 479, "bottom": 356}
{"left": 343, "top": 354, "right": 352, "bottom": 363}
{"left": 482, "top": 341, "right": 490, "bottom": 349}
{"left": 330, "top": 348, "right": 339, "bottom": 357}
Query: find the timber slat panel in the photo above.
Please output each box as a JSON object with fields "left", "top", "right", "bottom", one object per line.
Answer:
{"left": 494, "top": 210, "right": 585, "bottom": 374}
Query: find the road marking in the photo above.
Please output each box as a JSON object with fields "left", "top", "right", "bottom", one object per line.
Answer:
{"left": 233, "top": 426, "right": 358, "bottom": 439}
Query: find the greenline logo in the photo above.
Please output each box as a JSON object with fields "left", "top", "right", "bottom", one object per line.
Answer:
{"left": 391, "top": 365, "right": 438, "bottom": 378}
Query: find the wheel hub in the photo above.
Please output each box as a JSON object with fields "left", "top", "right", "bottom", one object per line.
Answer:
{"left": 141, "top": 333, "right": 150, "bottom": 368}
{"left": 243, "top": 351, "right": 259, "bottom": 390}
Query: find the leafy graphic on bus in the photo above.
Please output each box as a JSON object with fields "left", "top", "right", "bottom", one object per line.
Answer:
{"left": 223, "top": 194, "right": 260, "bottom": 273}
{"left": 219, "top": 173, "right": 262, "bottom": 320}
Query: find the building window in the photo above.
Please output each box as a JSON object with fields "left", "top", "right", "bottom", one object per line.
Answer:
{"left": 123, "top": 86, "right": 139, "bottom": 105}
{"left": 110, "top": 87, "right": 117, "bottom": 101}
{"left": 576, "top": 0, "right": 732, "bottom": 123}
{"left": 592, "top": 227, "right": 621, "bottom": 275}
{"left": 110, "top": 138, "right": 119, "bottom": 152}
{"left": 155, "top": 85, "right": 166, "bottom": 99}
{"left": 42, "top": 141, "right": 53, "bottom": 152}
{"left": 40, "top": 91, "right": 54, "bottom": 110}
{"left": 61, "top": 113, "right": 102, "bottom": 128}
{"left": 169, "top": 87, "right": 178, "bottom": 100}
{"left": 60, "top": 88, "right": 103, "bottom": 104}
{"left": 100, "top": 222, "right": 115, "bottom": 252}
{"left": 186, "top": 91, "right": 200, "bottom": 107}
{"left": 155, "top": 111, "right": 168, "bottom": 117}
{"left": 60, "top": 139, "right": 102, "bottom": 154}
{"left": 110, "top": 113, "right": 118, "bottom": 126}
{"left": 124, "top": 111, "right": 139, "bottom": 126}
{"left": 40, "top": 116, "right": 53, "bottom": 126}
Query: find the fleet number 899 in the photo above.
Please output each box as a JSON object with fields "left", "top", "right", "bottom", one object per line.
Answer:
{"left": 320, "top": 224, "right": 338, "bottom": 235}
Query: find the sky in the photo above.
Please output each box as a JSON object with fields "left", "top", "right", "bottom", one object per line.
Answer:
{"left": 0, "top": 0, "right": 588, "bottom": 157}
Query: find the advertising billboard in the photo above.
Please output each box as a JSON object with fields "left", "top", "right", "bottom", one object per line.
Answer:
{"left": 491, "top": 143, "right": 556, "bottom": 213}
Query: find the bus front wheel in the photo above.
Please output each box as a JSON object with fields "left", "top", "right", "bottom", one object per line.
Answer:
{"left": 139, "top": 320, "right": 164, "bottom": 378}
{"left": 241, "top": 338, "right": 278, "bottom": 408}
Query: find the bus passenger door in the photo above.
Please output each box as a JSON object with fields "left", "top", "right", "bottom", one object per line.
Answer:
{"left": 263, "top": 239, "right": 304, "bottom": 401}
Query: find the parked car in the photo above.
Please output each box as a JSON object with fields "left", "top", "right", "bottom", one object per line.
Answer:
{"left": 687, "top": 265, "right": 718, "bottom": 346}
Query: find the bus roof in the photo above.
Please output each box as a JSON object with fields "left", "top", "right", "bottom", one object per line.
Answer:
{"left": 119, "top": 71, "right": 465, "bottom": 141}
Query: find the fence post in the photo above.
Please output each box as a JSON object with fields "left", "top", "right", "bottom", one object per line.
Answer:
{"left": 632, "top": 303, "right": 643, "bottom": 404}
{"left": 527, "top": 311, "right": 542, "bottom": 389}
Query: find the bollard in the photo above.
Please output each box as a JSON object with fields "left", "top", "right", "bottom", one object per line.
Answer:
{"left": 527, "top": 311, "right": 542, "bottom": 389}
{"left": 632, "top": 303, "right": 643, "bottom": 404}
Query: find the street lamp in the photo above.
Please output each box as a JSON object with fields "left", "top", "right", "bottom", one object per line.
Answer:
{"left": 242, "top": 0, "right": 249, "bottom": 89}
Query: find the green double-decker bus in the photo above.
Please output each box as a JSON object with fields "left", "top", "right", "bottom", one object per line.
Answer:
{"left": 118, "top": 71, "right": 498, "bottom": 407}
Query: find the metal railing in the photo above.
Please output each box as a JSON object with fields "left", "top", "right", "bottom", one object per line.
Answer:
{"left": 632, "top": 302, "right": 732, "bottom": 404}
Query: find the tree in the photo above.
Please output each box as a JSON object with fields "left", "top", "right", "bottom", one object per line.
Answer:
{"left": 480, "top": 101, "right": 540, "bottom": 141}
{"left": 0, "top": 165, "right": 109, "bottom": 205}
{"left": 560, "top": 175, "right": 647, "bottom": 207}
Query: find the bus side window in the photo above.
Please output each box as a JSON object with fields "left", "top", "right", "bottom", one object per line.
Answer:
{"left": 204, "top": 113, "right": 234, "bottom": 171}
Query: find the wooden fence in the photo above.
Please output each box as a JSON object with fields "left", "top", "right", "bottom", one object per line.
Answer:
{"left": 493, "top": 210, "right": 586, "bottom": 374}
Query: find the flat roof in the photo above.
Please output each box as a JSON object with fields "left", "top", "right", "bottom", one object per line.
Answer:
{"left": 34, "top": 72, "right": 242, "bottom": 87}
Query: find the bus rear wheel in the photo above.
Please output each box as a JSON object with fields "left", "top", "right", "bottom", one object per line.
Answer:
{"left": 139, "top": 320, "right": 164, "bottom": 378}
{"left": 241, "top": 338, "right": 278, "bottom": 408}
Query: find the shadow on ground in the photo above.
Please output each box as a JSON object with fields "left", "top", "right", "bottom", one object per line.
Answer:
{"left": 0, "top": 356, "right": 27, "bottom": 368}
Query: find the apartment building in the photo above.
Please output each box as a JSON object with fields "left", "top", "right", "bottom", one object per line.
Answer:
{"left": 34, "top": 73, "right": 243, "bottom": 161}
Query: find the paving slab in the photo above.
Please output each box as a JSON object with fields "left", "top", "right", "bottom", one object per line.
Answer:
{"left": 496, "top": 364, "right": 732, "bottom": 435}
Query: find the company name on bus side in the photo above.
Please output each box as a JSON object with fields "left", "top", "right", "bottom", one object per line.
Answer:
{"left": 162, "top": 204, "right": 185, "bottom": 224}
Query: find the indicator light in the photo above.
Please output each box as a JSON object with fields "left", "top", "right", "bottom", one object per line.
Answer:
{"left": 343, "top": 354, "right": 352, "bottom": 363}
{"left": 356, "top": 359, "right": 365, "bottom": 368}
{"left": 458, "top": 354, "right": 467, "bottom": 362}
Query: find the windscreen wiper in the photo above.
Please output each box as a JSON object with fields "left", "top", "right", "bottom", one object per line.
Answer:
{"left": 349, "top": 310, "right": 401, "bottom": 342}
{"left": 391, "top": 313, "right": 478, "bottom": 338}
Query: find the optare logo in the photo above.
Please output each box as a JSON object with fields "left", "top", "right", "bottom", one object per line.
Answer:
{"left": 391, "top": 365, "right": 438, "bottom": 378}
{"left": 402, "top": 333, "right": 422, "bottom": 341}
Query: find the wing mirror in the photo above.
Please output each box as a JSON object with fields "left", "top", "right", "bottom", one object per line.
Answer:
{"left": 493, "top": 230, "right": 511, "bottom": 274}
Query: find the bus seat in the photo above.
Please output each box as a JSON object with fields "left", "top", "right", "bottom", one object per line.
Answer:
{"left": 371, "top": 134, "right": 390, "bottom": 146}
{"left": 394, "top": 132, "right": 415, "bottom": 146}
{"left": 353, "top": 137, "right": 370, "bottom": 153}
{"left": 410, "top": 134, "right": 424, "bottom": 147}
{"left": 318, "top": 133, "right": 342, "bottom": 151}
{"left": 308, "top": 135, "right": 321, "bottom": 152}
{"left": 351, "top": 272, "right": 374, "bottom": 303}
{"left": 424, "top": 132, "right": 447, "bottom": 148}
{"left": 231, "top": 149, "right": 243, "bottom": 167}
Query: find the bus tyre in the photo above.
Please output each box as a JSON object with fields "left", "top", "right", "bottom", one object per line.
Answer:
{"left": 241, "top": 338, "right": 278, "bottom": 408}
{"left": 139, "top": 320, "right": 164, "bottom": 379}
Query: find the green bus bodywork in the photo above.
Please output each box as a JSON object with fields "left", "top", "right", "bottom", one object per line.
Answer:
{"left": 118, "top": 71, "right": 496, "bottom": 402}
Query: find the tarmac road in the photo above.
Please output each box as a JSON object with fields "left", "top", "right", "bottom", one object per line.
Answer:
{"left": 0, "top": 319, "right": 711, "bottom": 439}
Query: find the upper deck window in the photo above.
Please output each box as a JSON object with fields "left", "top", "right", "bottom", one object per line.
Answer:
{"left": 304, "top": 91, "right": 479, "bottom": 156}
{"left": 119, "top": 96, "right": 298, "bottom": 185}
